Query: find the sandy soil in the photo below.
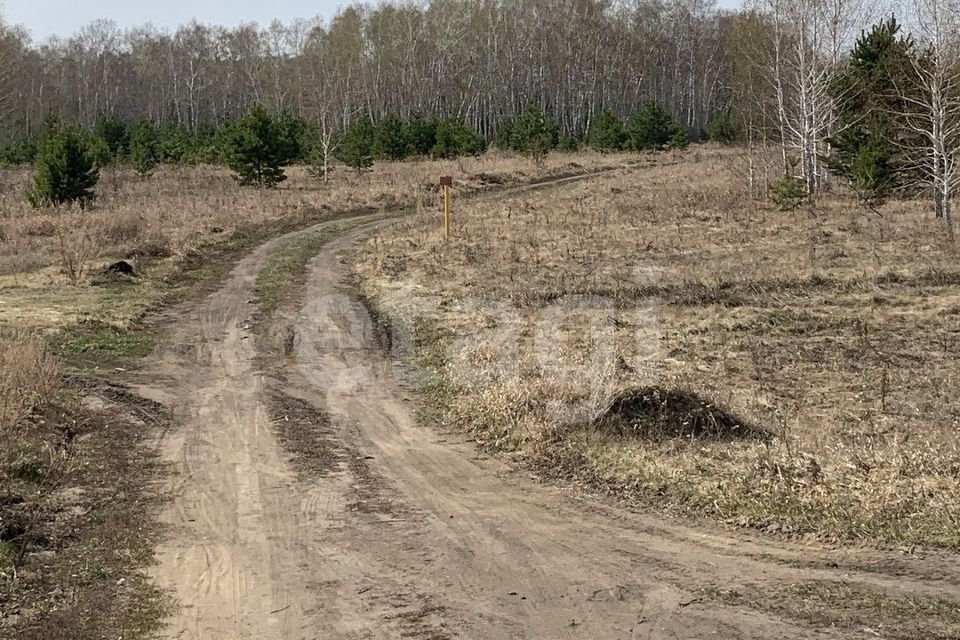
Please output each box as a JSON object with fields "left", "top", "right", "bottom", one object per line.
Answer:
{"left": 130, "top": 199, "right": 960, "bottom": 639}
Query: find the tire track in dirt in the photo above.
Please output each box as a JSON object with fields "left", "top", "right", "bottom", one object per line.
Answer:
{"left": 132, "top": 170, "right": 960, "bottom": 639}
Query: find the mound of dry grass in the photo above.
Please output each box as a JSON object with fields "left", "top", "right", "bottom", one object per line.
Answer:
{"left": 353, "top": 146, "right": 960, "bottom": 547}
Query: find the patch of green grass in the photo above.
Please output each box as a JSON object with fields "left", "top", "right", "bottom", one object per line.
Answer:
{"left": 81, "top": 563, "right": 115, "bottom": 580}
{"left": 412, "top": 319, "right": 457, "bottom": 406}
{"left": 256, "top": 219, "right": 382, "bottom": 318}
{"left": 789, "top": 582, "right": 960, "bottom": 622}
{"left": 256, "top": 228, "right": 341, "bottom": 317}
{"left": 0, "top": 540, "right": 17, "bottom": 567}
{"left": 49, "top": 320, "right": 155, "bottom": 370}
{"left": 6, "top": 446, "right": 45, "bottom": 483}
{"left": 699, "top": 585, "right": 743, "bottom": 605}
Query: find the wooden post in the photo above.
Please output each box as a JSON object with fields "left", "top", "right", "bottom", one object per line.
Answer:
{"left": 440, "top": 176, "right": 453, "bottom": 237}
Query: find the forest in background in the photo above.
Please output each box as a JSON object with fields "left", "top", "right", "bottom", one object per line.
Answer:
{"left": 1, "top": 0, "right": 959, "bottom": 218}
{"left": 0, "top": 0, "right": 731, "bottom": 139}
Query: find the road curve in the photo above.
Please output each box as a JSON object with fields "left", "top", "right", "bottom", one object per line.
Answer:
{"left": 134, "top": 205, "right": 960, "bottom": 640}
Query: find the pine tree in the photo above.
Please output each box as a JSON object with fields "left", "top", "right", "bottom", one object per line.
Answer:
{"left": 192, "top": 121, "right": 225, "bottom": 164}
{"left": 847, "top": 126, "right": 893, "bottom": 200}
{"left": 94, "top": 115, "right": 130, "bottom": 162}
{"left": 707, "top": 111, "right": 740, "bottom": 145}
{"left": 129, "top": 120, "right": 160, "bottom": 176}
{"left": 510, "top": 103, "right": 559, "bottom": 163}
{"left": 829, "top": 17, "right": 919, "bottom": 202}
{"left": 557, "top": 134, "right": 580, "bottom": 152}
{"left": 373, "top": 115, "right": 410, "bottom": 160}
{"left": 0, "top": 136, "right": 38, "bottom": 166}
{"left": 222, "top": 105, "right": 293, "bottom": 187}
{"left": 87, "top": 135, "right": 113, "bottom": 168}
{"left": 431, "top": 118, "right": 485, "bottom": 159}
{"left": 669, "top": 125, "right": 690, "bottom": 149}
{"left": 157, "top": 124, "right": 192, "bottom": 164}
{"left": 624, "top": 101, "right": 678, "bottom": 151}
{"left": 770, "top": 159, "right": 808, "bottom": 210}
{"left": 404, "top": 114, "right": 439, "bottom": 156}
{"left": 588, "top": 110, "right": 625, "bottom": 152}
{"left": 274, "top": 112, "right": 312, "bottom": 163}
{"left": 337, "top": 118, "right": 375, "bottom": 173}
{"left": 494, "top": 118, "right": 515, "bottom": 151}
{"left": 27, "top": 125, "right": 99, "bottom": 208}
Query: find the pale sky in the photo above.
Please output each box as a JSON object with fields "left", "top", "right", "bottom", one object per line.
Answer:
{"left": 4, "top": 0, "right": 344, "bottom": 41}
{"left": 5, "top": 0, "right": 743, "bottom": 43}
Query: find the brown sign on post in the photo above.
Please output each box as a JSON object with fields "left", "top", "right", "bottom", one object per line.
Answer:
{"left": 440, "top": 177, "right": 453, "bottom": 237}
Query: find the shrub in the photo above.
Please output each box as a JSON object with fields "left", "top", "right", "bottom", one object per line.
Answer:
{"left": 27, "top": 125, "right": 99, "bottom": 208}
{"left": 510, "top": 103, "right": 559, "bottom": 163}
{"left": 222, "top": 105, "right": 293, "bottom": 188}
{"left": 54, "top": 218, "right": 102, "bottom": 283}
{"left": 432, "top": 118, "right": 485, "bottom": 159}
{"left": 337, "top": 118, "right": 375, "bottom": 173}
{"left": 588, "top": 110, "right": 625, "bottom": 152}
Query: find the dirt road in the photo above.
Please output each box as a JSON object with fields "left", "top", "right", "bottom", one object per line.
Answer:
{"left": 134, "top": 212, "right": 960, "bottom": 639}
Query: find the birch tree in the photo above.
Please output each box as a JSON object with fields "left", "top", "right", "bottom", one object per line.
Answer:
{"left": 0, "top": 13, "right": 15, "bottom": 137}
{"left": 750, "top": 0, "right": 870, "bottom": 195}
{"left": 902, "top": 0, "right": 960, "bottom": 223}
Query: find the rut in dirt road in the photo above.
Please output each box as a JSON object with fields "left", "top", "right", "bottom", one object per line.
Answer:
{"left": 136, "top": 215, "right": 960, "bottom": 639}
{"left": 137, "top": 230, "right": 335, "bottom": 640}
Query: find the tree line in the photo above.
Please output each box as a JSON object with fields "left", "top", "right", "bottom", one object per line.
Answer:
{"left": 3, "top": 0, "right": 960, "bottom": 222}
{"left": 22, "top": 99, "right": 707, "bottom": 206}
{"left": 0, "top": 1, "right": 730, "bottom": 145}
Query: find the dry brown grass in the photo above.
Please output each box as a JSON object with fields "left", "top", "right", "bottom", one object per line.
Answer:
{"left": 1, "top": 330, "right": 65, "bottom": 571}
{"left": 0, "top": 151, "right": 631, "bottom": 333}
{"left": 353, "top": 145, "right": 960, "bottom": 547}
{"left": 0, "top": 331, "right": 61, "bottom": 432}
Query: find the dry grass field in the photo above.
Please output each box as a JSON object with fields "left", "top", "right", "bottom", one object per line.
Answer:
{"left": 354, "top": 146, "right": 960, "bottom": 548}
{"left": 0, "top": 152, "right": 627, "bottom": 333}
{"left": 3, "top": 144, "right": 960, "bottom": 638}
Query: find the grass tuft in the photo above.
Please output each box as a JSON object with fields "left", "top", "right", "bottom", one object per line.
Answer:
{"left": 256, "top": 226, "right": 352, "bottom": 318}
